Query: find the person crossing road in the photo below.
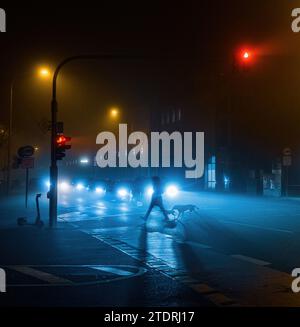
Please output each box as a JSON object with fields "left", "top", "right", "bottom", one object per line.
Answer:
{"left": 143, "top": 176, "right": 175, "bottom": 227}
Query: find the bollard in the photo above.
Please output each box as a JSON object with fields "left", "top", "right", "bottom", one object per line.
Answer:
{"left": 17, "top": 194, "right": 44, "bottom": 227}
{"left": 35, "top": 193, "right": 44, "bottom": 227}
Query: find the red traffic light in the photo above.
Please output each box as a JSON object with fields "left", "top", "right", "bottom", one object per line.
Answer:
{"left": 238, "top": 49, "right": 253, "bottom": 64}
{"left": 55, "top": 134, "right": 71, "bottom": 160}
{"left": 235, "top": 47, "right": 256, "bottom": 69}
{"left": 56, "top": 135, "right": 71, "bottom": 146}
{"left": 242, "top": 51, "right": 250, "bottom": 60}
{"left": 56, "top": 135, "right": 66, "bottom": 145}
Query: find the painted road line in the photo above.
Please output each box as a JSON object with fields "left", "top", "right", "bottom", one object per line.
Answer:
{"left": 191, "top": 283, "right": 217, "bottom": 295}
{"left": 8, "top": 266, "right": 74, "bottom": 285}
{"left": 191, "top": 282, "right": 237, "bottom": 306}
{"left": 231, "top": 255, "right": 271, "bottom": 266}
{"left": 90, "top": 266, "right": 133, "bottom": 276}
{"left": 5, "top": 265, "right": 147, "bottom": 287}
{"left": 220, "top": 220, "right": 293, "bottom": 234}
{"left": 186, "top": 241, "right": 212, "bottom": 249}
{"left": 92, "top": 234, "right": 239, "bottom": 307}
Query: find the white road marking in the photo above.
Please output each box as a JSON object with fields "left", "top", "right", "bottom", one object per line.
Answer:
{"left": 8, "top": 266, "right": 73, "bottom": 284}
{"left": 220, "top": 220, "right": 293, "bottom": 234}
{"left": 186, "top": 241, "right": 212, "bottom": 249}
{"left": 5, "top": 265, "right": 147, "bottom": 287}
{"left": 90, "top": 266, "right": 132, "bottom": 276}
{"left": 231, "top": 255, "right": 270, "bottom": 266}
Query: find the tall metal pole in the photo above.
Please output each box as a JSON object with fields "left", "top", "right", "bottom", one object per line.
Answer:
{"left": 49, "top": 98, "right": 58, "bottom": 227}
{"left": 25, "top": 167, "right": 29, "bottom": 208}
{"left": 6, "top": 82, "right": 13, "bottom": 195}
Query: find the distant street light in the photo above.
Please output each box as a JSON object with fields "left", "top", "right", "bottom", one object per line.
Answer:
{"left": 38, "top": 67, "right": 51, "bottom": 78}
{"left": 6, "top": 66, "right": 52, "bottom": 195}
{"left": 80, "top": 158, "right": 89, "bottom": 164}
{"left": 110, "top": 107, "right": 119, "bottom": 119}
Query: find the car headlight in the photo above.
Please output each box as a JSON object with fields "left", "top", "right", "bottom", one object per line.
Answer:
{"left": 146, "top": 186, "right": 154, "bottom": 196}
{"left": 117, "top": 188, "right": 129, "bottom": 198}
{"left": 95, "top": 187, "right": 105, "bottom": 195}
{"left": 165, "top": 185, "right": 179, "bottom": 198}
{"left": 59, "top": 181, "right": 71, "bottom": 192}
{"left": 44, "top": 180, "right": 50, "bottom": 189}
{"left": 76, "top": 183, "right": 84, "bottom": 191}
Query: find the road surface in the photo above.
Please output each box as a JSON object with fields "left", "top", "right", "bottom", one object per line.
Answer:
{"left": 1, "top": 190, "right": 300, "bottom": 306}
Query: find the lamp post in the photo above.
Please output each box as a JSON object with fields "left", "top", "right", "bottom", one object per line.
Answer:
{"left": 48, "top": 54, "right": 141, "bottom": 227}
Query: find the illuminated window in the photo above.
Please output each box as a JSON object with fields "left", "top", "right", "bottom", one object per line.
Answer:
{"left": 177, "top": 109, "right": 181, "bottom": 121}
{"left": 166, "top": 112, "right": 170, "bottom": 124}
{"left": 208, "top": 156, "right": 216, "bottom": 189}
{"left": 172, "top": 110, "right": 176, "bottom": 123}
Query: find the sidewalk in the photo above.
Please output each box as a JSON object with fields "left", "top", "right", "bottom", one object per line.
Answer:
{"left": 0, "top": 223, "right": 213, "bottom": 307}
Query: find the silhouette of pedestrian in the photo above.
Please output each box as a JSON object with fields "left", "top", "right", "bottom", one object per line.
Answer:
{"left": 143, "top": 176, "right": 170, "bottom": 222}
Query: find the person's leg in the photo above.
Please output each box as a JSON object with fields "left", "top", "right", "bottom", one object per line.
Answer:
{"left": 143, "top": 201, "right": 154, "bottom": 220}
{"left": 156, "top": 197, "right": 170, "bottom": 221}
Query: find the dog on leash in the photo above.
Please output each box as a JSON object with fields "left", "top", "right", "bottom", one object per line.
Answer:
{"left": 169, "top": 204, "right": 200, "bottom": 220}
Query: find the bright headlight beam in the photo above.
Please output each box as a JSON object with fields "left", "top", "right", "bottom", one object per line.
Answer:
{"left": 146, "top": 186, "right": 154, "bottom": 196}
{"left": 95, "top": 187, "right": 105, "bottom": 194}
{"left": 165, "top": 185, "right": 179, "bottom": 198}
{"left": 59, "top": 181, "right": 70, "bottom": 192}
{"left": 76, "top": 183, "right": 84, "bottom": 191}
{"left": 117, "top": 188, "right": 128, "bottom": 197}
{"left": 80, "top": 158, "right": 89, "bottom": 164}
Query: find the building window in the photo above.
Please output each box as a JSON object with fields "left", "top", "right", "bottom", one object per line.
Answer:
{"left": 172, "top": 110, "right": 176, "bottom": 123}
{"left": 166, "top": 112, "right": 170, "bottom": 124}
{"left": 207, "top": 156, "right": 216, "bottom": 189}
{"left": 177, "top": 108, "right": 181, "bottom": 121}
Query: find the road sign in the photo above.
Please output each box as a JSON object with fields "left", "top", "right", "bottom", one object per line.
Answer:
{"left": 18, "top": 145, "right": 34, "bottom": 158}
{"left": 21, "top": 157, "right": 34, "bottom": 169}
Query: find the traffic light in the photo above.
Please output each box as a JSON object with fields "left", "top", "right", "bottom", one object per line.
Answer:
{"left": 55, "top": 134, "right": 71, "bottom": 160}
{"left": 241, "top": 50, "right": 251, "bottom": 62}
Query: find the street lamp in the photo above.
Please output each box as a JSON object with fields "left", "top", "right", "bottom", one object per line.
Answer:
{"left": 48, "top": 54, "right": 141, "bottom": 227}
{"left": 38, "top": 67, "right": 51, "bottom": 78}
{"left": 6, "top": 66, "right": 52, "bottom": 195}
{"left": 110, "top": 107, "right": 119, "bottom": 119}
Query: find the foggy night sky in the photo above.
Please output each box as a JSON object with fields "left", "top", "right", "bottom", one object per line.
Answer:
{"left": 0, "top": 1, "right": 300, "bottom": 165}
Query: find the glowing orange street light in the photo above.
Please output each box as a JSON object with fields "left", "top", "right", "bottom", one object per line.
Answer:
{"left": 109, "top": 107, "right": 120, "bottom": 119}
{"left": 38, "top": 67, "right": 51, "bottom": 78}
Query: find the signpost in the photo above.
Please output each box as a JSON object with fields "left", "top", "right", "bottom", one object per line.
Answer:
{"left": 282, "top": 148, "right": 292, "bottom": 197}
{"left": 18, "top": 145, "right": 35, "bottom": 158}
{"left": 17, "top": 146, "right": 35, "bottom": 208}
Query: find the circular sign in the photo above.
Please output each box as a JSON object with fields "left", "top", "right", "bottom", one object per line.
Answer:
{"left": 18, "top": 145, "right": 34, "bottom": 158}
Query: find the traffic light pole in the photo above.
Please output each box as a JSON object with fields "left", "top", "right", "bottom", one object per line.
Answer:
{"left": 49, "top": 54, "right": 142, "bottom": 227}
{"left": 49, "top": 98, "right": 58, "bottom": 227}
